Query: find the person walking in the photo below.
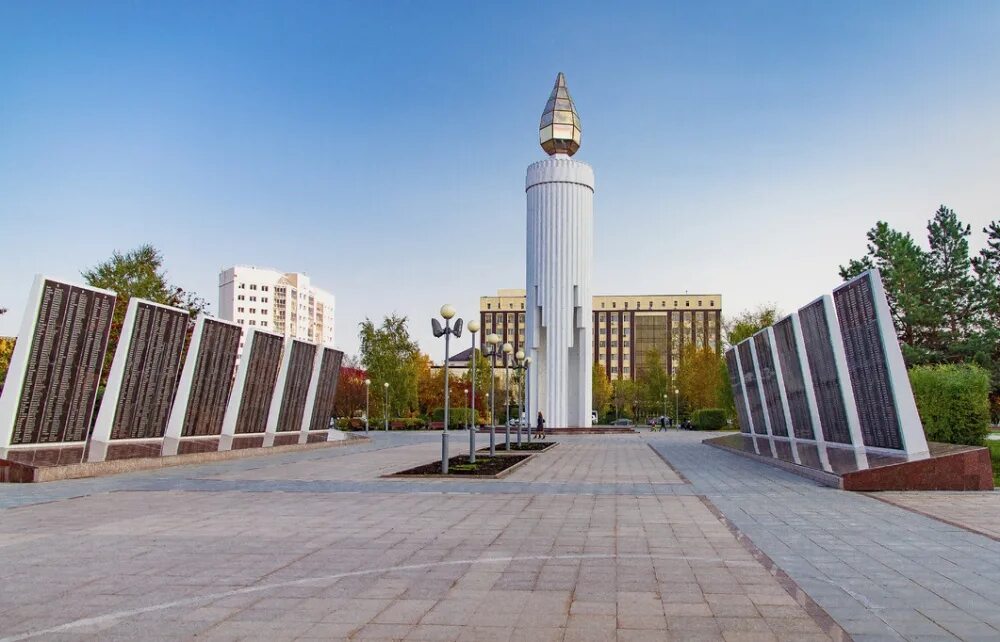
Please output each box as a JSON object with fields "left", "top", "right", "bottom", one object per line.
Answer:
{"left": 536, "top": 411, "right": 546, "bottom": 440}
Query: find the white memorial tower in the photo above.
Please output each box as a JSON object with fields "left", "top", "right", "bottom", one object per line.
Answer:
{"left": 526, "top": 73, "right": 594, "bottom": 428}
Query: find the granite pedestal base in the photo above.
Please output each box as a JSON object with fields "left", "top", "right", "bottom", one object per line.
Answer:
{"left": 704, "top": 433, "right": 993, "bottom": 491}
{"left": 0, "top": 434, "right": 369, "bottom": 483}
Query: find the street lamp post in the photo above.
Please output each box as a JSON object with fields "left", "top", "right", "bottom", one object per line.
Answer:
{"left": 482, "top": 334, "right": 502, "bottom": 456}
{"left": 432, "top": 304, "right": 463, "bottom": 474}
{"left": 674, "top": 388, "right": 679, "bottom": 428}
{"left": 502, "top": 342, "right": 513, "bottom": 450}
{"left": 364, "top": 379, "right": 371, "bottom": 434}
{"left": 524, "top": 356, "right": 532, "bottom": 443}
{"left": 466, "top": 321, "right": 480, "bottom": 464}
{"left": 383, "top": 382, "right": 389, "bottom": 431}
{"left": 511, "top": 350, "right": 527, "bottom": 446}
{"left": 662, "top": 393, "right": 667, "bottom": 431}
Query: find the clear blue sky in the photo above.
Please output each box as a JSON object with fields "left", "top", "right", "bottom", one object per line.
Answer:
{"left": 1, "top": 1, "right": 998, "bottom": 360}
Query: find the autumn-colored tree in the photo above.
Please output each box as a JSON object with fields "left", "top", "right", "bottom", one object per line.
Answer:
{"left": 611, "top": 378, "right": 638, "bottom": 419}
{"left": 415, "top": 353, "right": 443, "bottom": 416}
{"left": 636, "top": 349, "right": 670, "bottom": 418}
{"left": 592, "top": 362, "right": 612, "bottom": 416}
{"left": 674, "top": 344, "right": 725, "bottom": 417}
{"left": 333, "top": 355, "right": 368, "bottom": 419}
{"left": 0, "top": 336, "right": 15, "bottom": 393}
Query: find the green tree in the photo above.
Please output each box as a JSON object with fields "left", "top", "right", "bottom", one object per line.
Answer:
{"left": 636, "top": 349, "right": 669, "bottom": 418}
{"left": 82, "top": 244, "right": 209, "bottom": 381}
{"left": 925, "top": 206, "right": 977, "bottom": 359}
{"left": 838, "top": 221, "right": 934, "bottom": 357}
{"left": 592, "top": 362, "right": 612, "bottom": 416}
{"left": 841, "top": 207, "right": 1000, "bottom": 405}
{"left": 675, "top": 344, "right": 724, "bottom": 416}
{"left": 611, "top": 378, "right": 637, "bottom": 419}
{"left": 359, "top": 314, "right": 420, "bottom": 420}
{"left": 972, "top": 220, "right": 1000, "bottom": 395}
{"left": 725, "top": 305, "right": 779, "bottom": 348}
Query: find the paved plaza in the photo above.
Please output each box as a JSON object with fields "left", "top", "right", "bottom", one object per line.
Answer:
{"left": 0, "top": 431, "right": 998, "bottom": 641}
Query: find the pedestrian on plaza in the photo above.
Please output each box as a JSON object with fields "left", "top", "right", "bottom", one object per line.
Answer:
{"left": 537, "top": 411, "right": 546, "bottom": 440}
{"left": 660, "top": 416, "right": 667, "bottom": 430}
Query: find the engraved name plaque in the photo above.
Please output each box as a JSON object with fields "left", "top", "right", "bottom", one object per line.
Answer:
{"left": 234, "top": 332, "right": 283, "bottom": 434}
{"left": 738, "top": 341, "right": 767, "bottom": 435}
{"left": 834, "top": 271, "right": 907, "bottom": 450}
{"left": 180, "top": 319, "right": 241, "bottom": 437}
{"left": 95, "top": 299, "right": 189, "bottom": 441}
{"left": 275, "top": 340, "right": 317, "bottom": 433}
{"left": 0, "top": 276, "right": 115, "bottom": 446}
{"left": 798, "top": 299, "right": 852, "bottom": 444}
{"left": 307, "top": 347, "right": 344, "bottom": 431}
{"left": 725, "top": 349, "right": 752, "bottom": 434}
{"left": 753, "top": 331, "right": 788, "bottom": 437}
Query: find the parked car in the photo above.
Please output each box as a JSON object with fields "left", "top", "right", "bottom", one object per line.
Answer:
{"left": 612, "top": 418, "right": 634, "bottom": 426}
{"left": 507, "top": 417, "right": 528, "bottom": 428}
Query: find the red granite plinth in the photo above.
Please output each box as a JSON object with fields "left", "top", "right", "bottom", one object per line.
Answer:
{"left": 272, "top": 433, "right": 301, "bottom": 447}
{"left": 704, "top": 433, "right": 994, "bottom": 491}
{"left": 842, "top": 444, "right": 993, "bottom": 491}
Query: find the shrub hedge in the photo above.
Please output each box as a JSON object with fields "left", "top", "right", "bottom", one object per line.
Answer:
{"left": 909, "top": 363, "right": 991, "bottom": 446}
{"left": 335, "top": 417, "right": 428, "bottom": 430}
{"left": 691, "top": 408, "right": 728, "bottom": 430}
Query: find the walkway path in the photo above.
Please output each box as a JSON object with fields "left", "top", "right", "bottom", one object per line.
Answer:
{"left": 0, "top": 430, "right": 997, "bottom": 640}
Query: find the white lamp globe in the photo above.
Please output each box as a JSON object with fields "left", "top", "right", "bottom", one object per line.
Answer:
{"left": 468, "top": 319, "right": 480, "bottom": 333}
{"left": 440, "top": 304, "right": 456, "bottom": 320}
{"left": 385, "top": 382, "right": 390, "bottom": 388}
{"left": 502, "top": 342, "right": 514, "bottom": 354}
{"left": 365, "top": 379, "right": 371, "bottom": 386}
{"left": 515, "top": 350, "right": 525, "bottom": 361}
{"left": 486, "top": 333, "right": 500, "bottom": 345}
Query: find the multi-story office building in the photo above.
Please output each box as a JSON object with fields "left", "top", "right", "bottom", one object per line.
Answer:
{"left": 218, "top": 266, "right": 335, "bottom": 354}
{"left": 480, "top": 289, "right": 721, "bottom": 381}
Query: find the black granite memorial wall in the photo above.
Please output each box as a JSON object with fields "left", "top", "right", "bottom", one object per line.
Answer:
{"left": 180, "top": 319, "right": 241, "bottom": 437}
{"left": 307, "top": 347, "right": 344, "bottom": 432}
{"left": 109, "top": 303, "right": 188, "bottom": 440}
{"left": 725, "top": 349, "right": 752, "bottom": 434}
{"left": 753, "top": 332, "right": 789, "bottom": 437}
{"left": 772, "top": 317, "right": 816, "bottom": 440}
{"left": 234, "top": 332, "right": 283, "bottom": 434}
{"left": 737, "top": 341, "right": 768, "bottom": 435}
{"left": 834, "top": 274, "right": 904, "bottom": 450}
{"left": 275, "top": 341, "right": 317, "bottom": 433}
{"left": 11, "top": 280, "right": 115, "bottom": 445}
{"left": 798, "top": 299, "right": 852, "bottom": 445}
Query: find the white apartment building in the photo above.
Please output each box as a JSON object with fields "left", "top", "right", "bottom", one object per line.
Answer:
{"left": 218, "top": 266, "right": 335, "bottom": 354}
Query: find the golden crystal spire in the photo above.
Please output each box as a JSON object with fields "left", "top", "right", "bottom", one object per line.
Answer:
{"left": 539, "top": 72, "right": 581, "bottom": 157}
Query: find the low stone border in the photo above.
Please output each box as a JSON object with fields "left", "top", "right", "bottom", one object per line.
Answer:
{"left": 0, "top": 435, "right": 370, "bottom": 483}
{"left": 385, "top": 453, "right": 535, "bottom": 480}
{"left": 477, "top": 441, "right": 558, "bottom": 455}
{"left": 644, "top": 442, "right": 692, "bottom": 484}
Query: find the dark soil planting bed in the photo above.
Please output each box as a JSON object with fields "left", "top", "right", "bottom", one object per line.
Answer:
{"left": 391, "top": 455, "right": 530, "bottom": 478}
{"left": 478, "top": 441, "right": 557, "bottom": 453}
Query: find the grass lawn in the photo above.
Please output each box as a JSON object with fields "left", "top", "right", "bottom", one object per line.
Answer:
{"left": 986, "top": 440, "right": 1000, "bottom": 486}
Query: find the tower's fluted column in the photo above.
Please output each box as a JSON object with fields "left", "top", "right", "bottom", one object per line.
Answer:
{"left": 526, "top": 157, "right": 594, "bottom": 428}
